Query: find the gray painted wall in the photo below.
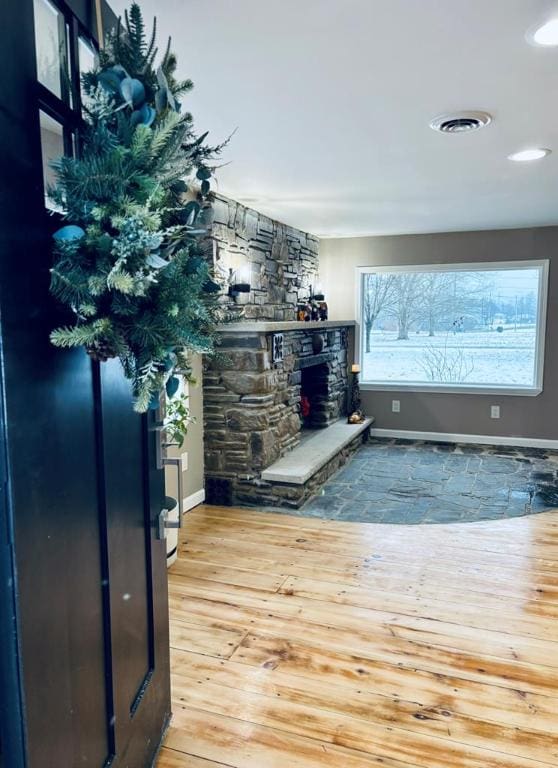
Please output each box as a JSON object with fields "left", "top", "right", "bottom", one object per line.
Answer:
{"left": 320, "top": 226, "right": 557, "bottom": 441}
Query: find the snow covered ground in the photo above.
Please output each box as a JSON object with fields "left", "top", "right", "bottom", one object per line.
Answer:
{"left": 362, "top": 327, "right": 537, "bottom": 386}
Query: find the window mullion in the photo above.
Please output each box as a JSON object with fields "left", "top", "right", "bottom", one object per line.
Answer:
{"left": 68, "top": 15, "right": 82, "bottom": 116}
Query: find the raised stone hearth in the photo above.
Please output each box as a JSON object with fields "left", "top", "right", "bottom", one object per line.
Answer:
{"left": 261, "top": 418, "right": 374, "bottom": 485}
{"left": 203, "top": 321, "right": 364, "bottom": 507}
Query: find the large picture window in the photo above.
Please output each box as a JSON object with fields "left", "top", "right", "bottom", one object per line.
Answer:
{"left": 357, "top": 261, "right": 549, "bottom": 395}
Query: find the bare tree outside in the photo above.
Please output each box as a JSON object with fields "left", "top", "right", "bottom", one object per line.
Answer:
{"left": 419, "top": 273, "right": 458, "bottom": 336}
{"left": 390, "top": 273, "right": 425, "bottom": 340}
{"left": 362, "top": 273, "right": 396, "bottom": 352}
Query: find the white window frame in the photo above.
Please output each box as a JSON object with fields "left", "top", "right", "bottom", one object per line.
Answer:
{"left": 355, "top": 260, "right": 549, "bottom": 397}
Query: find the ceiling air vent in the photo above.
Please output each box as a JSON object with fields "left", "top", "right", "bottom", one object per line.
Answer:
{"left": 430, "top": 111, "right": 492, "bottom": 134}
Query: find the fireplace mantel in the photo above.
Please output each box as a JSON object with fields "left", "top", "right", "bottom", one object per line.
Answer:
{"left": 216, "top": 320, "right": 355, "bottom": 333}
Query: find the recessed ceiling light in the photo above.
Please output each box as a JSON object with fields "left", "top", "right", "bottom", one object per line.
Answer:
{"left": 430, "top": 111, "right": 492, "bottom": 134}
{"left": 528, "top": 18, "right": 558, "bottom": 46}
{"left": 508, "top": 148, "right": 551, "bottom": 162}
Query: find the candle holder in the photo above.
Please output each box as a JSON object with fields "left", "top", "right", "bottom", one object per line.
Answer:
{"left": 227, "top": 267, "right": 251, "bottom": 301}
{"left": 348, "top": 363, "right": 365, "bottom": 424}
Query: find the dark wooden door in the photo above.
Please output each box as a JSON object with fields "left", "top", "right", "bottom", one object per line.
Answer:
{"left": 0, "top": 1, "right": 171, "bottom": 765}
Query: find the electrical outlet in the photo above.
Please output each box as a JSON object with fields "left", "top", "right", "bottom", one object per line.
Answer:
{"left": 180, "top": 451, "right": 188, "bottom": 470}
{"left": 490, "top": 405, "right": 501, "bottom": 419}
{"left": 392, "top": 400, "right": 401, "bottom": 413}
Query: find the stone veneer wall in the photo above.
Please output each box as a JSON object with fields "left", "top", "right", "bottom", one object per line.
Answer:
{"left": 209, "top": 195, "right": 320, "bottom": 321}
{"left": 204, "top": 326, "right": 350, "bottom": 507}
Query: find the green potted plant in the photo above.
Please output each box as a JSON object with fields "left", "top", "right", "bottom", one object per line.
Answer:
{"left": 163, "top": 388, "right": 193, "bottom": 566}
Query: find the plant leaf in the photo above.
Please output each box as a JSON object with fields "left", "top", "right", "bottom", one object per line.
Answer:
{"left": 156, "top": 65, "right": 176, "bottom": 112}
{"left": 196, "top": 166, "right": 211, "bottom": 181}
{"left": 165, "top": 375, "right": 180, "bottom": 398}
{"left": 120, "top": 77, "right": 146, "bottom": 107}
{"left": 146, "top": 253, "right": 169, "bottom": 269}
{"left": 182, "top": 200, "right": 200, "bottom": 226}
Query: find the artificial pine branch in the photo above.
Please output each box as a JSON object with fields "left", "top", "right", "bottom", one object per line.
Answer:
{"left": 50, "top": 319, "right": 113, "bottom": 348}
{"left": 124, "top": 4, "right": 147, "bottom": 72}
{"left": 145, "top": 17, "right": 158, "bottom": 69}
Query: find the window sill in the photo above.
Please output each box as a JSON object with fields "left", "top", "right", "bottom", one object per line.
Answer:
{"left": 360, "top": 383, "right": 543, "bottom": 397}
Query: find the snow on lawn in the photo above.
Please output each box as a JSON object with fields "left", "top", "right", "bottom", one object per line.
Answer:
{"left": 363, "top": 327, "right": 537, "bottom": 386}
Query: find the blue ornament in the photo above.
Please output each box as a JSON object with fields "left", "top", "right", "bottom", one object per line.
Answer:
{"left": 131, "top": 103, "right": 156, "bottom": 128}
{"left": 53, "top": 225, "right": 85, "bottom": 241}
{"left": 111, "top": 65, "right": 128, "bottom": 80}
{"left": 120, "top": 77, "right": 146, "bottom": 107}
{"left": 98, "top": 71, "right": 121, "bottom": 93}
{"left": 141, "top": 104, "right": 156, "bottom": 126}
{"left": 98, "top": 65, "right": 128, "bottom": 93}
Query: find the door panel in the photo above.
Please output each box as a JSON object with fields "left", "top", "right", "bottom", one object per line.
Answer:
{"left": 101, "top": 359, "right": 170, "bottom": 766}
{"left": 103, "top": 360, "right": 153, "bottom": 719}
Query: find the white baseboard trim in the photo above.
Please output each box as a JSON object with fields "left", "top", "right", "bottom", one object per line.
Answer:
{"left": 369, "top": 428, "right": 558, "bottom": 450}
{"left": 182, "top": 488, "right": 205, "bottom": 513}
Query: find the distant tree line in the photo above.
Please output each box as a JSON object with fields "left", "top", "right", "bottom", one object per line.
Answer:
{"left": 362, "top": 271, "right": 537, "bottom": 352}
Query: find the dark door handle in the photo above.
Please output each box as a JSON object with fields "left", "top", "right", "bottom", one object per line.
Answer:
{"left": 161, "top": 457, "right": 184, "bottom": 528}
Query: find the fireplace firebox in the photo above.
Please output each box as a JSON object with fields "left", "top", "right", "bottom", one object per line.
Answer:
{"left": 300, "top": 363, "right": 329, "bottom": 429}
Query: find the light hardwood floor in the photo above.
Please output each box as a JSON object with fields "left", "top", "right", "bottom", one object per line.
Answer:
{"left": 157, "top": 504, "right": 558, "bottom": 768}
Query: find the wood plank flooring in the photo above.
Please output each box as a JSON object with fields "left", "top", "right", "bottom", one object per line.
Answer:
{"left": 157, "top": 504, "right": 558, "bottom": 768}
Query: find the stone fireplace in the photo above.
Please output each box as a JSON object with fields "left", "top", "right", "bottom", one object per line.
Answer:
{"left": 202, "top": 196, "right": 372, "bottom": 508}
{"left": 203, "top": 320, "right": 371, "bottom": 508}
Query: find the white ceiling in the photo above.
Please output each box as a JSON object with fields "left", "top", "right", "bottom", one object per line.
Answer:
{"left": 111, "top": 0, "right": 558, "bottom": 237}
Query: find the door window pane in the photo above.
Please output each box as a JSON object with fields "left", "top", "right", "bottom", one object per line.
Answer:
{"left": 33, "top": 0, "right": 67, "bottom": 99}
{"left": 78, "top": 36, "right": 97, "bottom": 75}
{"left": 78, "top": 37, "right": 97, "bottom": 102}
{"left": 39, "top": 111, "right": 64, "bottom": 209}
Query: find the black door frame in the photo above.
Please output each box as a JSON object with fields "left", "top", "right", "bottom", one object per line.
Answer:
{"left": 0, "top": 3, "right": 108, "bottom": 759}
{"left": 0, "top": 327, "right": 26, "bottom": 768}
{"left": 0, "top": 0, "right": 43, "bottom": 762}
{"left": 0, "top": 1, "right": 170, "bottom": 765}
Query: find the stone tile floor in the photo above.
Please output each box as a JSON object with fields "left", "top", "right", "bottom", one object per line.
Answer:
{"left": 298, "top": 438, "right": 558, "bottom": 524}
